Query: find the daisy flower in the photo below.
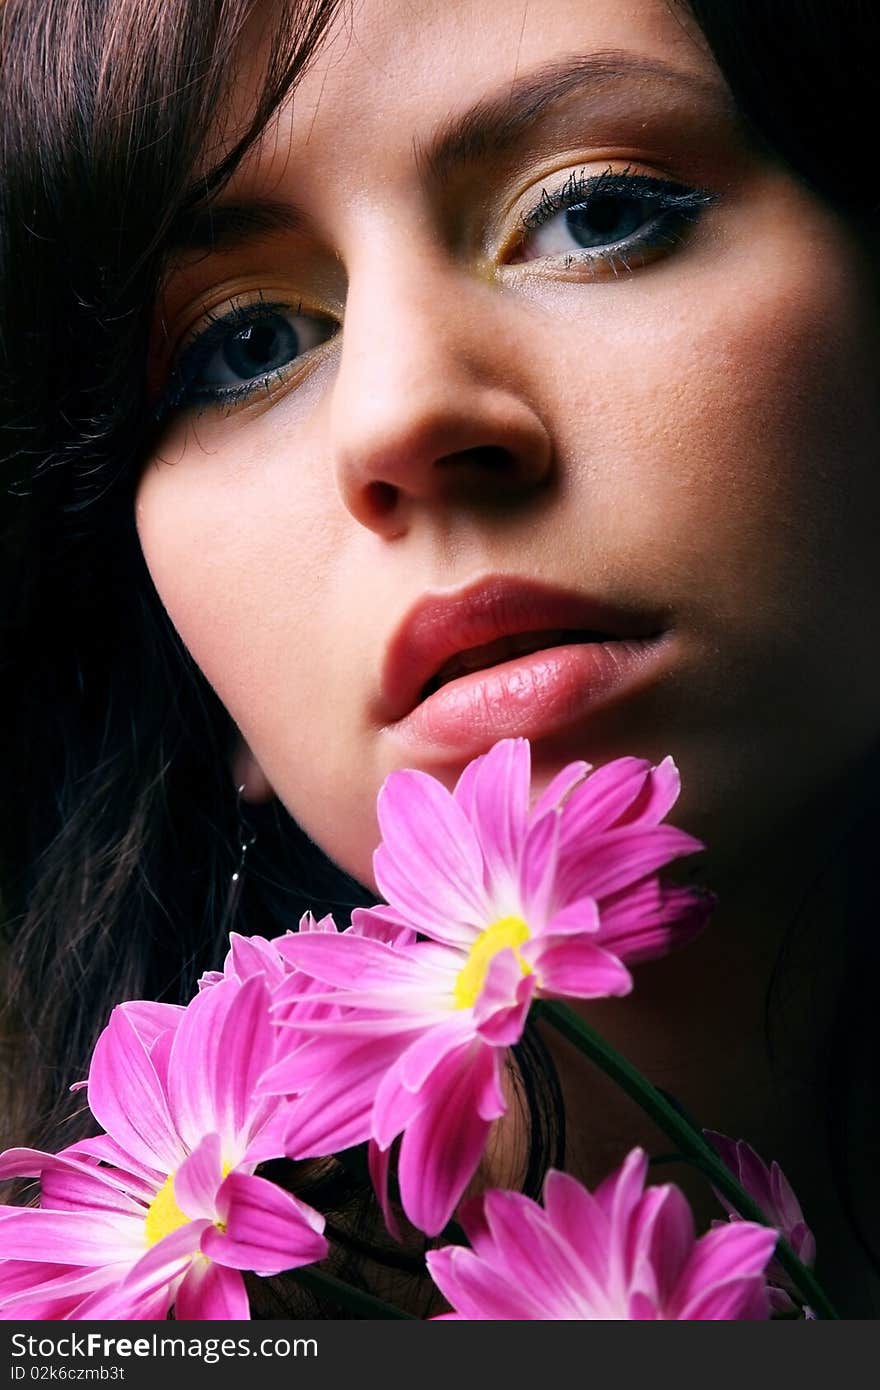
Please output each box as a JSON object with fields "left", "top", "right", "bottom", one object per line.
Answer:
{"left": 706, "top": 1130, "right": 816, "bottom": 1316}
{"left": 264, "top": 737, "right": 714, "bottom": 1235}
{"left": 426, "top": 1149, "right": 777, "bottom": 1319}
{"left": 0, "top": 977, "right": 326, "bottom": 1319}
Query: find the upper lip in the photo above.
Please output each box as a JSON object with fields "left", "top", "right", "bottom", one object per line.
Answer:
{"left": 378, "top": 574, "right": 668, "bottom": 722}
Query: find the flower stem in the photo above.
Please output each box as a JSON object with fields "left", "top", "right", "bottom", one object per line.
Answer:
{"left": 534, "top": 998, "right": 838, "bottom": 1320}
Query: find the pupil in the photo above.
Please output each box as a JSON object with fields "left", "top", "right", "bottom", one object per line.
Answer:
{"left": 223, "top": 319, "right": 297, "bottom": 379}
{"left": 566, "top": 196, "right": 644, "bottom": 249}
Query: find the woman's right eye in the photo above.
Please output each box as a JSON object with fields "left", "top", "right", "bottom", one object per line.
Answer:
{"left": 157, "top": 302, "right": 337, "bottom": 418}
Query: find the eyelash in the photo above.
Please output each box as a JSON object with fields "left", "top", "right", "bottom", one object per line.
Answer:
{"left": 154, "top": 298, "right": 314, "bottom": 423}
{"left": 155, "top": 166, "right": 719, "bottom": 419}
{"left": 517, "top": 163, "right": 719, "bottom": 272}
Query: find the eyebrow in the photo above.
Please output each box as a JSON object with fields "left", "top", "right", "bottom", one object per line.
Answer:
{"left": 413, "top": 49, "right": 736, "bottom": 186}
{"left": 167, "top": 49, "right": 735, "bottom": 256}
{"left": 166, "top": 197, "right": 305, "bottom": 255}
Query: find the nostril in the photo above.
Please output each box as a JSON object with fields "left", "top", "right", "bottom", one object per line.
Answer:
{"left": 367, "top": 480, "right": 398, "bottom": 516}
{"left": 438, "top": 445, "right": 514, "bottom": 472}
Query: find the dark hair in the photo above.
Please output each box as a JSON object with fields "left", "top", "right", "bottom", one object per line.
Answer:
{"left": 0, "top": 0, "right": 365, "bottom": 1141}
{"left": 0, "top": 0, "right": 568, "bottom": 1314}
{"left": 1, "top": 0, "right": 878, "bottom": 1312}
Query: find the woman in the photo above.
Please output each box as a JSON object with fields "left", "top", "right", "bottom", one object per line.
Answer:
{"left": 1, "top": 0, "right": 879, "bottom": 1315}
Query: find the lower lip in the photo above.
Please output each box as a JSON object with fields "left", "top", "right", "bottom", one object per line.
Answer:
{"left": 383, "top": 634, "right": 674, "bottom": 757}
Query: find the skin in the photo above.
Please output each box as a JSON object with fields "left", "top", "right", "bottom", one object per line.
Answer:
{"left": 137, "top": 0, "right": 880, "bottom": 1311}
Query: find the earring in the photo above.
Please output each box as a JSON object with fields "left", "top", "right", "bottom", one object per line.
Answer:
{"left": 219, "top": 783, "right": 258, "bottom": 936}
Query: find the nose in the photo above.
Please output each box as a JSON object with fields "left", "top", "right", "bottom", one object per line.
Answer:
{"left": 329, "top": 244, "right": 554, "bottom": 536}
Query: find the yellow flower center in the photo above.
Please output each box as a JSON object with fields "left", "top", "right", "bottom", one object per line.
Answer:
{"left": 144, "top": 1173, "right": 190, "bottom": 1246}
{"left": 454, "top": 915, "right": 532, "bottom": 1010}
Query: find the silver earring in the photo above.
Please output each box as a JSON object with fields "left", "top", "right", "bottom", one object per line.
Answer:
{"left": 220, "top": 783, "right": 257, "bottom": 935}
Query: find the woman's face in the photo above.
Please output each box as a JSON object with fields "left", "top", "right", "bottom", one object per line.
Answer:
{"left": 137, "top": 0, "right": 880, "bottom": 890}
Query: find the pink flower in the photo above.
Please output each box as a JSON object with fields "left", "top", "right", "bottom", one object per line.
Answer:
{"left": 706, "top": 1131, "right": 816, "bottom": 1315}
{"left": 426, "top": 1149, "right": 778, "bottom": 1319}
{"left": 196, "top": 913, "right": 342, "bottom": 992}
{"left": 0, "top": 978, "right": 326, "bottom": 1320}
{"left": 265, "top": 738, "right": 713, "bottom": 1235}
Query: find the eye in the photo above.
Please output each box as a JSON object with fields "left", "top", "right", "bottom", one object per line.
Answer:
{"left": 157, "top": 301, "right": 337, "bottom": 418}
{"left": 513, "top": 165, "right": 718, "bottom": 270}
{"left": 528, "top": 189, "right": 651, "bottom": 258}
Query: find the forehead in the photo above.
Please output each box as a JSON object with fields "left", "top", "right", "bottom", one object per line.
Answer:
{"left": 228, "top": 0, "right": 729, "bottom": 200}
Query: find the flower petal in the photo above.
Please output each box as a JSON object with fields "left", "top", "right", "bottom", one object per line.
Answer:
{"left": 620, "top": 755, "right": 682, "bottom": 827}
{"left": 540, "top": 895, "right": 601, "bottom": 937}
{"left": 456, "top": 738, "right": 531, "bottom": 894}
{"left": 397, "top": 1042, "right": 502, "bottom": 1235}
{"left": 557, "top": 824, "right": 705, "bottom": 902}
{"left": 228, "top": 932, "right": 288, "bottom": 985}
{"left": 283, "top": 1033, "right": 413, "bottom": 1157}
{"left": 0, "top": 1207, "right": 144, "bottom": 1267}
{"left": 426, "top": 1245, "right": 547, "bottom": 1320}
{"left": 71, "top": 1281, "right": 175, "bottom": 1321}
{"left": 214, "top": 976, "right": 276, "bottom": 1147}
{"left": 671, "top": 1223, "right": 777, "bottom": 1319}
{"left": 559, "top": 757, "right": 663, "bottom": 845}
{"left": 372, "top": 1062, "right": 432, "bottom": 1152}
{"left": 298, "top": 911, "right": 338, "bottom": 933}
{"left": 596, "top": 1146, "right": 649, "bottom": 1233}
{"left": 277, "top": 931, "right": 441, "bottom": 992}
{"left": 70, "top": 1223, "right": 202, "bottom": 1320}
{"left": 473, "top": 951, "right": 535, "bottom": 1045}
{"left": 541, "top": 1169, "right": 611, "bottom": 1284}
{"left": 202, "top": 1172, "right": 327, "bottom": 1274}
{"left": 372, "top": 1016, "right": 475, "bottom": 1150}
{"left": 0, "top": 1260, "right": 72, "bottom": 1301}
{"left": 0, "top": 1148, "right": 146, "bottom": 1217}
{"left": 597, "top": 877, "right": 714, "bottom": 963}
{"left": 398, "top": 1013, "right": 478, "bottom": 1092}
{"left": 174, "top": 1133, "right": 224, "bottom": 1222}
{"left": 349, "top": 905, "right": 418, "bottom": 946}
{"left": 0, "top": 1264, "right": 123, "bottom": 1319}
{"left": 63, "top": 1135, "right": 162, "bottom": 1192}
{"left": 163, "top": 984, "right": 230, "bottom": 1151}
{"left": 174, "top": 1259, "right": 250, "bottom": 1320}
{"left": 529, "top": 759, "right": 591, "bottom": 823}
{"left": 118, "top": 1001, "right": 185, "bottom": 1050}
{"left": 167, "top": 977, "right": 273, "bottom": 1154}
{"left": 87, "top": 1007, "right": 182, "bottom": 1174}
{"left": 531, "top": 937, "right": 632, "bottom": 999}
{"left": 518, "top": 807, "right": 562, "bottom": 926}
{"left": 241, "top": 1109, "right": 296, "bottom": 1167}
{"left": 676, "top": 1274, "right": 771, "bottom": 1321}
{"left": 373, "top": 770, "right": 489, "bottom": 940}
{"left": 641, "top": 1184, "right": 694, "bottom": 1304}
{"left": 479, "top": 1188, "right": 596, "bottom": 1316}
{"left": 367, "top": 1138, "right": 401, "bottom": 1242}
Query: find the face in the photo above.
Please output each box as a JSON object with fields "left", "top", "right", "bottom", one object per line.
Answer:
{"left": 137, "top": 0, "right": 880, "bottom": 893}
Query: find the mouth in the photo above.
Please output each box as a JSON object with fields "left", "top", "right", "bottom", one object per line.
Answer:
{"left": 378, "top": 574, "right": 672, "bottom": 749}
{"left": 417, "top": 627, "right": 615, "bottom": 702}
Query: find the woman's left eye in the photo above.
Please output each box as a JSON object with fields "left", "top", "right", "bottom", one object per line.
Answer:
{"left": 513, "top": 166, "right": 719, "bottom": 268}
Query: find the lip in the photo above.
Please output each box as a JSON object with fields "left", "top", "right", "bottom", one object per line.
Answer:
{"left": 378, "top": 574, "right": 672, "bottom": 754}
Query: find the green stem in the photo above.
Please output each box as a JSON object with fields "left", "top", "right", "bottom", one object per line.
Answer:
{"left": 534, "top": 999, "right": 838, "bottom": 1320}
{"left": 290, "top": 1264, "right": 416, "bottom": 1319}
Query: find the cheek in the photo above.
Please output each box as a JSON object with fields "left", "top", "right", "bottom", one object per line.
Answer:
{"left": 135, "top": 435, "right": 387, "bottom": 885}
{"left": 136, "top": 401, "right": 344, "bottom": 671}
{"left": 135, "top": 456, "right": 319, "bottom": 708}
{"left": 550, "top": 187, "right": 880, "bottom": 634}
{"left": 544, "top": 198, "right": 880, "bottom": 853}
